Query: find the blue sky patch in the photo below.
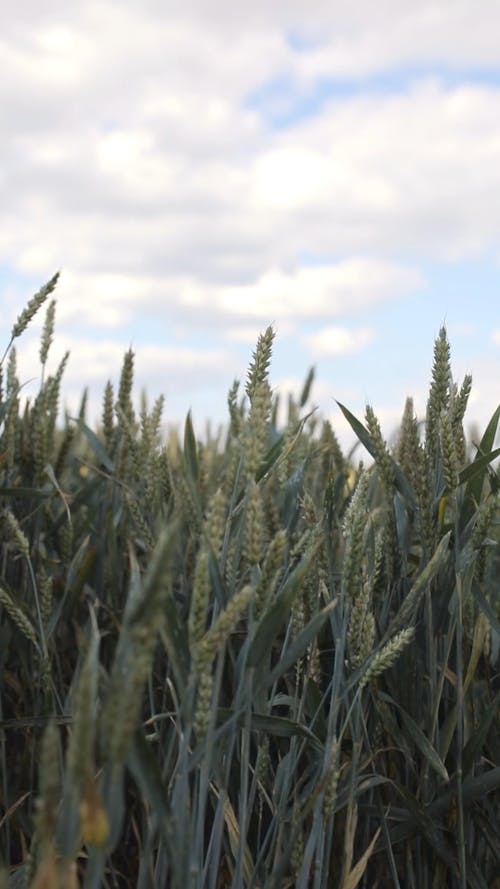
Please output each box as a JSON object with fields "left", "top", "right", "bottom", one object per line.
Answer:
{"left": 245, "top": 65, "right": 500, "bottom": 129}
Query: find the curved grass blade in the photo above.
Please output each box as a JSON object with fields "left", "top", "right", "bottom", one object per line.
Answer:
{"left": 397, "top": 706, "right": 449, "bottom": 782}
{"left": 340, "top": 827, "right": 381, "bottom": 889}
{"left": 471, "top": 582, "right": 500, "bottom": 636}
{"left": 71, "top": 417, "right": 115, "bottom": 472}
{"left": 391, "top": 784, "right": 457, "bottom": 870}
{"left": 459, "top": 403, "right": 500, "bottom": 530}
{"left": 336, "top": 401, "right": 416, "bottom": 508}
{"left": 384, "top": 531, "right": 451, "bottom": 639}
{"left": 247, "top": 535, "right": 323, "bottom": 669}
{"left": 390, "top": 766, "right": 500, "bottom": 845}
{"left": 459, "top": 447, "right": 500, "bottom": 487}
{"left": 47, "top": 535, "right": 96, "bottom": 637}
{"left": 462, "top": 688, "right": 500, "bottom": 775}
{"left": 216, "top": 709, "right": 323, "bottom": 752}
{"left": 257, "top": 411, "right": 314, "bottom": 482}
{"left": 127, "top": 729, "right": 171, "bottom": 824}
{"left": 255, "top": 599, "right": 337, "bottom": 691}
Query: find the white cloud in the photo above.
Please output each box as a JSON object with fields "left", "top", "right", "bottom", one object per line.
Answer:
{"left": 305, "top": 325, "right": 374, "bottom": 356}
{"left": 286, "top": 5, "right": 500, "bottom": 79}
{"left": 124, "top": 1, "right": 500, "bottom": 74}
{"left": 212, "top": 260, "right": 421, "bottom": 320}
{"left": 6, "top": 78, "right": 500, "bottom": 279}
{"left": 17, "top": 260, "right": 420, "bottom": 333}
{"left": 0, "top": 0, "right": 499, "bottom": 442}
{"left": 2, "top": 2, "right": 500, "bottom": 305}
{"left": 252, "top": 148, "right": 333, "bottom": 209}
{"left": 492, "top": 329, "right": 500, "bottom": 346}
{"left": 224, "top": 322, "right": 294, "bottom": 343}
{"left": 13, "top": 333, "right": 233, "bottom": 424}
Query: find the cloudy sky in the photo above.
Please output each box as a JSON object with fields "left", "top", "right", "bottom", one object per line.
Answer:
{"left": 1, "top": 0, "right": 500, "bottom": 451}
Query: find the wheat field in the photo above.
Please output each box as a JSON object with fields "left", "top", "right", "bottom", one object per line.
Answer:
{"left": 0, "top": 277, "right": 498, "bottom": 889}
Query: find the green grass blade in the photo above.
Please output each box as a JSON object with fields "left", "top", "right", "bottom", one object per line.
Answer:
{"left": 471, "top": 582, "right": 500, "bottom": 635}
{"left": 462, "top": 688, "right": 500, "bottom": 775}
{"left": 127, "top": 729, "right": 171, "bottom": 823}
{"left": 384, "top": 531, "right": 451, "bottom": 638}
{"left": 459, "top": 446, "right": 500, "bottom": 486}
{"left": 459, "top": 403, "right": 500, "bottom": 529}
{"left": 391, "top": 785, "right": 457, "bottom": 870}
{"left": 72, "top": 417, "right": 115, "bottom": 472}
{"left": 247, "top": 536, "right": 323, "bottom": 669}
{"left": 216, "top": 709, "right": 323, "bottom": 751}
{"left": 158, "top": 588, "right": 191, "bottom": 690}
{"left": 461, "top": 766, "right": 500, "bottom": 804}
{"left": 336, "top": 400, "right": 416, "bottom": 507}
{"left": 256, "top": 599, "right": 337, "bottom": 691}
{"left": 397, "top": 707, "right": 449, "bottom": 782}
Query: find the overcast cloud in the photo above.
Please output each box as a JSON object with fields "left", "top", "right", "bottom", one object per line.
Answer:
{"left": 1, "top": 0, "right": 499, "bottom": 443}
